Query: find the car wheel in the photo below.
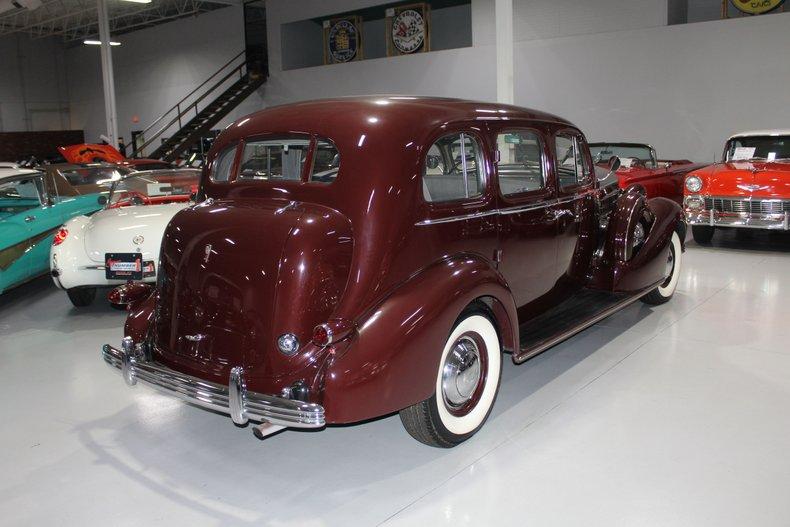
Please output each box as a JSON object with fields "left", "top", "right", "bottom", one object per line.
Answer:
{"left": 641, "top": 231, "right": 682, "bottom": 305}
{"left": 67, "top": 287, "right": 96, "bottom": 307}
{"left": 399, "top": 307, "right": 502, "bottom": 447}
{"left": 691, "top": 225, "right": 714, "bottom": 245}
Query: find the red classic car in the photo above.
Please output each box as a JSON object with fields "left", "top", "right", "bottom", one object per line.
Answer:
{"left": 684, "top": 130, "right": 790, "bottom": 244}
{"left": 589, "top": 142, "right": 708, "bottom": 205}
{"left": 102, "top": 97, "right": 685, "bottom": 447}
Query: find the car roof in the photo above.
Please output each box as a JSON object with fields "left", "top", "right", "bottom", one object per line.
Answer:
{"left": 729, "top": 129, "right": 790, "bottom": 139}
{"left": 216, "top": 96, "right": 576, "bottom": 156}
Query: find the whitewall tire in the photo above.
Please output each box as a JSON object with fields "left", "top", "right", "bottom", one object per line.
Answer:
{"left": 400, "top": 307, "right": 502, "bottom": 447}
{"left": 641, "top": 231, "right": 682, "bottom": 305}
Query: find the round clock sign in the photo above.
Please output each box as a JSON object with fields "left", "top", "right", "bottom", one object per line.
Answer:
{"left": 328, "top": 19, "right": 359, "bottom": 63}
{"left": 392, "top": 9, "right": 426, "bottom": 54}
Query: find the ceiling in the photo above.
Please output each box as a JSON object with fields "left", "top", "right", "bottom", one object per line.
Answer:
{"left": 0, "top": 0, "right": 237, "bottom": 42}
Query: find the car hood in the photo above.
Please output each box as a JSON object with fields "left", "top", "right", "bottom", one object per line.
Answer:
{"left": 83, "top": 202, "right": 190, "bottom": 263}
{"left": 695, "top": 161, "right": 790, "bottom": 198}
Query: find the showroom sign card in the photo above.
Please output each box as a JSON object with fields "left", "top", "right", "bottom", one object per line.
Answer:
{"left": 732, "top": 147, "right": 756, "bottom": 160}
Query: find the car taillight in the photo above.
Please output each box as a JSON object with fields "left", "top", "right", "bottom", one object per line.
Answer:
{"left": 53, "top": 227, "right": 68, "bottom": 246}
{"left": 312, "top": 324, "right": 333, "bottom": 347}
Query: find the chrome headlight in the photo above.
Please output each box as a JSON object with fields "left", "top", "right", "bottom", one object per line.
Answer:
{"left": 685, "top": 175, "right": 703, "bottom": 193}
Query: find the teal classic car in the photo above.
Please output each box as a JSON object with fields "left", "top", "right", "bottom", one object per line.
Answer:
{"left": 0, "top": 166, "right": 119, "bottom": 294}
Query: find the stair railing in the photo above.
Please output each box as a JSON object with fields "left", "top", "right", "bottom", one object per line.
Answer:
{"left": 132, "top": 50, "right": 250, "bottom": 158}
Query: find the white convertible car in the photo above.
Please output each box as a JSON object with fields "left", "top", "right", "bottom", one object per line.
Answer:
{"left": 50, "top": 168, "right": 200, "bottom": 306}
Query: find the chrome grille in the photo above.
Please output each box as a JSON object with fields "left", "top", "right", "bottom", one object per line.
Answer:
{"left": 704, "top": 197, "right": 790, "bottom": 214}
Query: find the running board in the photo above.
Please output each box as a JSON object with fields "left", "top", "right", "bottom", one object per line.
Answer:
{"left": 513, "top": 284, "right": 658, "bottom": 364}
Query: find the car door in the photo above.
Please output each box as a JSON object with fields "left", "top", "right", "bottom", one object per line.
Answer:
{"left": 0, "top": 175, "right": 45, "bottom": 289}
{"left": 492, "top": 126, "right": 558, "bottom": 310}
{"left": 551, "top": 130, "right": 598, "bottom": 285}
{"left": 418, "top": 129, "right": 499, "bottom": 270}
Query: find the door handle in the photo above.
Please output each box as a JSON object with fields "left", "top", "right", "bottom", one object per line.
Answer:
{"left": 25, "top": 215, "right": 36, "bottom": 222}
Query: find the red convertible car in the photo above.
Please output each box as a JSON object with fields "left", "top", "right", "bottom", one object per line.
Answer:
{"left": 684, "top": 130, "right": 790, "bottom": 243}
{"left": 102, "top": 97, "right": 684, "bottom": 447}
{"left": 590, "top": 142, "right": 708, "bottom": 204}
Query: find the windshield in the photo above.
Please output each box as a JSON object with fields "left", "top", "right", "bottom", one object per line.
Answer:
{"left": 589, "top": 144, "right": 656, "bottom": 168}
{"left": 108, "top": 170, "right": 199, "bottom": 206}
{"left": 58, "top": 166, "right": 130, "bottom": 187}
{"left": 725, "top": 136, "right": 790, "bottom": 162}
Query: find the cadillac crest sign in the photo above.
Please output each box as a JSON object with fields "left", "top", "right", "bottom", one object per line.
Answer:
{"left": 324, "top": 16, "right": 362, "bottom": 64}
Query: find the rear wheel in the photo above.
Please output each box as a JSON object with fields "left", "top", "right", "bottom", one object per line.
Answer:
{"left": 399, "top": 307, "right": 502, "bottom": 447}
{"left": 66, "top": 287, "right": 96, "bottom": 307}
{"left": 642, "top": 231, "right": 682, "bottom": 305}
{"left": 691, "top": 225, "right": 714, "bottom": 245}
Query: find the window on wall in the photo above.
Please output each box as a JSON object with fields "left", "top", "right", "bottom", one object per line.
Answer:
{"left": 423, "top": 132, "right": 484, "bottom": 202}
{"left": 281, "top": 0, "right": 473, "bottom": 70}
{"left": 496, "top": 130, "right": 545, "bottom": 196}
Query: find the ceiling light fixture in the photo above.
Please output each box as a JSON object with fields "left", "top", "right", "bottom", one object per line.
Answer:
{"left": 84, "top": 39, "right": 121, "bottom": 46}
{"left": 119, "top": 0, "right": 152, "bottom": 3}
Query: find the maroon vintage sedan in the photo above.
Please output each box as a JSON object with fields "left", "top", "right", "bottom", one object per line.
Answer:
{"left": 102, "top": 97, "right": 685, "bottom": 447}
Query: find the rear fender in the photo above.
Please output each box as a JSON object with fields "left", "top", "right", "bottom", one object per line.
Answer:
{"left": 591, "top": 187, "right": 683, "bottom": 292}
{"left": 321, "top": 254, "right": 517, "bottom": 424}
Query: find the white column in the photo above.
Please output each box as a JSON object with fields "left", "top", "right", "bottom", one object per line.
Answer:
{"left": 97, "top": 0, "right": 118, "bottom": 147}
{"left": 495, "top": 0, "right": 514, "bottom": 105}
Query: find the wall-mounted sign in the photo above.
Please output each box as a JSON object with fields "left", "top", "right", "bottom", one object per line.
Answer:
{"left": 386, "top": 3, "right": 430, "bottom": 56}
{"left": 731, "top": 0, "right": 785, "bottom": 15}
{"left": 323, "top": 16, "right": 363, "bottom": 64}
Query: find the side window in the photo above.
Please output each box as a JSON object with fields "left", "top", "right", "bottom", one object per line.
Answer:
{"left": 423, "top": 132, "right": 485, "bottom": 203}
{"left": 210, "top": 146, "right": 237, "bottom": 182}
{"left": 309, "top": 139, "right": 340, "bottom": 184}
{"left": 496, "top": 130, "right": 545, "bottom": 196}
{"left": 555, "top": 134, "right": 584, "bottom": 189}
{"left": 0, "top": 177, "right": 43, "bottom": 210}
{"left": 576, "top": 137, "right": 592, "bottom": 183}
{"left": 238, "top": 139, "right": 310, "bottom": 181}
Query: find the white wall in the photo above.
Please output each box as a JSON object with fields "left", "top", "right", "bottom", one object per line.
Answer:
{"left": 262, "top": 1, "right": 790, "bottom": 162}
{"left": 66, "top": 6, "right": 264, "bottom": 144}
{"left": 0, "top": 35, "right": 70, "bottom": 132}
{"left": 513, "top": 12, "right": 790, "bottom": 161}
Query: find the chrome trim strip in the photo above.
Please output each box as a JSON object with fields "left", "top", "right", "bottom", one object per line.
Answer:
{"left": 102, "top": 342, "right": 326, "bottom": 429}
{"left": 79, "top": 265, "right": 106, "bottom": 270}
{"left": 416, "top": 194, "right": 587, "bottom": 226}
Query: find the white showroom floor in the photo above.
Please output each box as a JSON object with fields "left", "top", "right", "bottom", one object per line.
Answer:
{"left": 1, "top": 230, "right": 790, "bottom": 526}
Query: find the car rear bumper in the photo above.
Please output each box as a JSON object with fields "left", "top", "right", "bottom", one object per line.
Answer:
{"left": 686, "top": 209, "right": 790, "bottom": 230}
{"left": 102, "top": 337, "right": 326, "bottom": 429}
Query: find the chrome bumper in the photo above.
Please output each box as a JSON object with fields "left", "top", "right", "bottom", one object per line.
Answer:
{"left": 102, "top": 337, "right": 325, "bottom": 429}
{"left": 686, "top": 209, "right": 790, "bottom": 230}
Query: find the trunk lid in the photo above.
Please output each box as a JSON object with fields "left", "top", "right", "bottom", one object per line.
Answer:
{"left": 152, "top": 198, "right": 352, "bottom": 380}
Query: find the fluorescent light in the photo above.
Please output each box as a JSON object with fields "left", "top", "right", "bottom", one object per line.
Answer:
{"left": 120, "top": 0, "right": 152, "bottom": 3}
{"left": 84, "top": 39, "right": 121, "bottom": 46}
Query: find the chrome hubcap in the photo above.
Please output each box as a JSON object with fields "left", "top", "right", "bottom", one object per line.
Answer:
{"left": 442, "top": 336, "right": 482, "bottom": 408}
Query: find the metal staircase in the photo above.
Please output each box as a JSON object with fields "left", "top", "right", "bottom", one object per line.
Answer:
{"left": 132, "top": 50, "right": 266, "bottom": 162}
